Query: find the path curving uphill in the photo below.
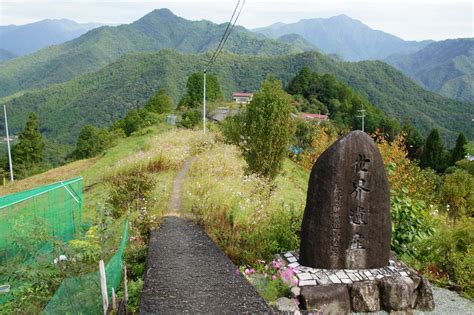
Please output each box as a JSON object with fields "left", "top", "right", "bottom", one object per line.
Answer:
{"left": 139, "top": 159, "right": 270, "bottom": 314}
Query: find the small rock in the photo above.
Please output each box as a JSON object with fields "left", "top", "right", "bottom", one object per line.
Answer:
{"left": 381, "top": 276, "right": 417, "bottom": 311}
{"left": 415, "top": 277, "right": 435, "bottom": 311}
{"left": 291, "top": 286, "right": 301, "bottom": 298}
{"left": 274, "top": 297, "right": 299, "bottom": 312}
{"left": 300, "top": 284, "right": 351, "bottom": 314}
{"left": 350, "top": 281, "right": 380, "bottom": 312}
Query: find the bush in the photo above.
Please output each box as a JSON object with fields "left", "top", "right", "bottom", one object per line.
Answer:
{"left": 106, "top": 165, "right": 156, "bottom": 218}
{"left": 145, "top": 89, "right": 173, "bottom": 114}
{"left": 180, "top": 109, "right": 202, "bottom": 129}
{"left": 416, "top": 218, "right": 474, "bottom": 298}
{"left": 391, "top": 189, "right": 435, "bottom": 256}
{"left": 438, "top": 169, "right": 474, "bottom": 222}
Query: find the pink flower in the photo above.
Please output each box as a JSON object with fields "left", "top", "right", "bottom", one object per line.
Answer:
{"left": 272, "top": 260, "right": 282, "bottom": 269}
{"left": 272, "top": 275, "right": 277, "bottom": 280}
{"left": 235, "top": 268, "right": 240, "bottom": 275}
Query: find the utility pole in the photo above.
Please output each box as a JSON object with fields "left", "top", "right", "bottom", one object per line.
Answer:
{"left": 3, "top": 105, "right": 13, "bottom": 182}
{"left": 357, "top": 108, "right": 366, "bottom": 132}
{"left": 203, "top": 70, "right": 207, "bottom": 134}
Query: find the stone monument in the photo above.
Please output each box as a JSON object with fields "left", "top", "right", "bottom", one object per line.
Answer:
{"left": 300, "top": 130, "right": 391, "bottom": 269}
{"left": 276, "top": 131, "right": 435, "bottom": 313}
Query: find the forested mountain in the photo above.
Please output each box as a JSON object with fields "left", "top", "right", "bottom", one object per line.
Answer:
{"left": 0, "top": 19, "right": 101, "bottom": 56}
{"left": 0, "top": 48, "right": 16, "bottom": 62}
{"left": 1, "top": 50, "right": 471, "bottom": 147}
{"left": 386, "top": 38, "right": 474, "bottom": 102}
{"left": 253, "top": 15, "right": 432, "bottom": 61}
{"left": 0, "top": 9, "right": 310, "bottom": 98}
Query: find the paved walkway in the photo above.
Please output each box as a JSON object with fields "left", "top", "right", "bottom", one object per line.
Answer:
{"left": 139, "top": 160, "right": 270, "bottom": 314}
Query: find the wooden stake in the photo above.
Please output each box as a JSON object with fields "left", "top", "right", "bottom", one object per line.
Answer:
{"left": 123, "top": 265, "right": 129, "bottom": 303}
{"left": 111, "top": 288, "right": 117, "bottom": 311}
{"left": 99, "top": 260, "right": 108, "bottom": 315}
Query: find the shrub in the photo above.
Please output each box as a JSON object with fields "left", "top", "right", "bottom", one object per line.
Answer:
{"left": 106, "top": 165, "right": 156, "bottom": 218}
{"left": 72, "top": 125, "right": 115, "bottom": 159}
{"left": 180, "top": 109, "right": 202, "bottom": 129}
{"left": 391, "top": 189, "right": 435, "bottom": 256}
{"left": 145, "top": 89, "right": 173, "bottom": 114}
{"left": 438, "top": 169, "right": 474, "bottom": 222}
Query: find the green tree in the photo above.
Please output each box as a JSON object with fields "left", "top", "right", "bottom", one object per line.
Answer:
{"left": 402, "top": 121, "right": 425, "bottom": 159}
{"left": 72, "top": 125, "right": 114, "bottom": 159}
{"left": 12, "top": 112, "right": 45, "bottom": 178}
{"left": 450, "top": 133, "right": 468, "bottom": 165}
{"left": 439, "top": 169, "right": 474, "bottom": 222}
{"left": 179, "top": 72, "right": 223, "bottom": 108}
{"left": 144, "top": 89, "right": 173, "bottom": 114}
{"left": 241, "top": 77, "right": 295, "bottom": 179}
{"left": 420, "top": 129, "right": 447, "bottom": 172}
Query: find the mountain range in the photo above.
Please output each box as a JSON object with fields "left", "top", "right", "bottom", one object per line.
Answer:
{"left": 0, "top": 19, "right": 101, "bottom": 56}
{"left": 0, "top": 8, "right": 471, "bottom": 155}
{"left": 386, "top": 38, "right": 474, "bottom": 102}
{"left": 0, "top": 9, "right": 311, "bottom": 98}
{"left": 253, "top": 15, "right": 433, "bottom": 61}
{"left": 1, "top": 50, "right": 471, "bottom": 146}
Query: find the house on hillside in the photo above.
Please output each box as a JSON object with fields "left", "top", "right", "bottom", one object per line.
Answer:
{"left": 300, "top": 112, "right": 329, "bottom": 123}
{"left": 232, "top": 92, "right": 253, "bottom": 104}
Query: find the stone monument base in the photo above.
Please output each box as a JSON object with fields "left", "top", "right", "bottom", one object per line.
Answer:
{"left": 278, "top": 251, "right": 435, "bottom": 313}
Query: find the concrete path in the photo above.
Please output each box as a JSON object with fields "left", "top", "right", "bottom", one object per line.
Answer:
{"left": 139, "top": 159, "right": 270, "bottom": 314}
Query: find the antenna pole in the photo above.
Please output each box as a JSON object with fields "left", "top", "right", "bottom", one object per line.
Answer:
{"left": 357, "top": 108, "right": 366, "bottom": 132}
{"left": 3, "top": 105, "right": 13, "bottom": 182}
{"left": 203, "top": 71, "right": 207, "bottom": 134}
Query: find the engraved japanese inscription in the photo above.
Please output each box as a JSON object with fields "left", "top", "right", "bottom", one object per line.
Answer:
{"left": 299, "top": 131, "right": 391, "bottom": 269}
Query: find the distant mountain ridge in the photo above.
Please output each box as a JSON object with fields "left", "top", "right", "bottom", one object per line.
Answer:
{"left": 253, "top": 15, "right": 433, "bottom": 61}
{"left": 1, "top": 50, "right": 471, "bottom": 147}
{"left": 0, "top": 9, "right": 311, "bottom": 98}
{"left": 386, "top": 38, "right": 474, "bottom": 102}
{"left": 0, "top": 19, "right": 102, "bottom": 56}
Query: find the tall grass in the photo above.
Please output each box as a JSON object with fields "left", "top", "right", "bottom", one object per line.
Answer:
{"left": 184, "top": 141, "right": 308, "bottom": 265}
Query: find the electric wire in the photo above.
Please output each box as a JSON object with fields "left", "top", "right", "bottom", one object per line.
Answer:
{"left": 204, "top": 0, "right": 245, "bottom": 72}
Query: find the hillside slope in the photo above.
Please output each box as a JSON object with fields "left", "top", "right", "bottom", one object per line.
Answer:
{"left": 0, "top": 9, "right": 308, "bottom": 98}
{"left": 0, "top": 19, "right": 101, "bottom": 56}
{"left": 0, "top": 48, "right": 16, "bottom": 62}
{"left": 1, "top": 50, "right": 471, "bottom": 146}
{"left": 386, "top": 38, "right": 474, "bottom": 102}
{"left": 253, "top": 15, "right": 432, "bottom": 61}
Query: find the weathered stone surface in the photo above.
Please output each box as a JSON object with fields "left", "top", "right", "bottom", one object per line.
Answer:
{"left": 350, "top": 281, "right": 381, "bottom": 312}
{"left": 381, "top": 276, "right": 418, "bottom": 311}
{"left": 415, "top": 277, "right": 435, "bottom": 311}
{"left": 274, "top": 297, "right": 300, "bottom": 312}
{"left": 300, "top": 131, "right": 391, "bottom": 269}
{"left": 300, "top": 284, "right": 350, "bottom": 314}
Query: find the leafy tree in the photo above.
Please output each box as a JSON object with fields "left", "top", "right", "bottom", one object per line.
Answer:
{"left": 419, "top": 129, "right": 447, "bottom": 172}
{"left": 241, "top": 77, "right": 295, "bottom": 179}
{"left": 179, "top": 72, "right": 223, "bottom": 108}
{"left": 439, "top": 169, "right": 474, "bottom": 222}
{"left": 72, "top": 125, "right": 114, "bottom": 159}
{"left": 144, "top": 89, "right": 173, "bottom": 114}
{"left": 12, "top": 112, "right": 44, "bottom": 178}
{"left": 401, "top": 122, "right": 425, "bottom": 159}
{"left": 450, "top": 133, "right": 468, "bottom": 165}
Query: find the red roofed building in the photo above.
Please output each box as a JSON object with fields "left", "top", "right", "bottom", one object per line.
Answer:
{"left": 300, "top": 113, "right": 329, "bottom": 121}
{"left": 232, "top": 92, "right": 253, "bottom": 104}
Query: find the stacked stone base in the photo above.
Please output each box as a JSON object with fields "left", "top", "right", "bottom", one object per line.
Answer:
{"left": 278, "top": 251, "right": 435, "bottom": 313}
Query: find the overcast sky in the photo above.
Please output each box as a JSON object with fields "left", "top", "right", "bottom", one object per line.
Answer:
{"left": 1, "top": 0, "right": 472, "bottom": 41}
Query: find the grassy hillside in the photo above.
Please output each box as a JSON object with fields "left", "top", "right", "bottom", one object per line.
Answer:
{"left": 0, "top": 9, "right": 306, "bottom": 98}
{"left": 386, "top": 38, "right": 474, "bottom": 102}
{"left": 2, "top": 50, "right": 471, "bottom": 148}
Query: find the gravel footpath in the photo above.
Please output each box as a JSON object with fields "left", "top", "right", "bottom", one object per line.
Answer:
{"left": 139, "top": 160, "right": 270, "bottom": 314}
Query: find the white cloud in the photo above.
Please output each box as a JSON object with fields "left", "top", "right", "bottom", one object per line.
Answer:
{"left": 0, "top": 0, "right": 472, "bottom": 40}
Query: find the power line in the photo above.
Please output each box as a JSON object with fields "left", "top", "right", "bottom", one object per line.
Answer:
{"left": 204, "top": 0, "right": 245, "bottom": 72}
{"left": 205, "top": 0, "right": 241, "bottom": 72}
{"left": 203, "top": 0, "right": 245, "bottom": 134}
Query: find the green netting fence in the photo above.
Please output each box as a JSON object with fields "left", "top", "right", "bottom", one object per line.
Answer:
{"left": 0, "top": 177, "right": 83, "bottom": 264}
{"left": 43, "top": 220, "right": 129, "bottom": 314}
